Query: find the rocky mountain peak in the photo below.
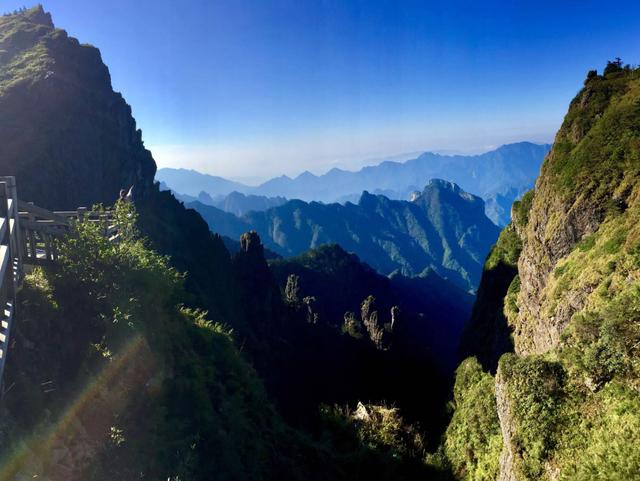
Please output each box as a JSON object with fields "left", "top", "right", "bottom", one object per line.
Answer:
{"left": 3, "top": 5, "right": 53, "bottom": 28}
{"left": 22, "top": 5, "right": 53, "bottom": 27}
{"left": 0, "top": 6, "right": 156, "bottom": 209}
{"left": 421, "top": 178, "right": 483, "bottom": 203}
{"left": 424, "top": 178, "right": 461, "bottom": 192}
{"left": 413, "top": 179, "right": 487, "bottom": 221}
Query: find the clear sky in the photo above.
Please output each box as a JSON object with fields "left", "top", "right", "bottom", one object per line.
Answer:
{"left": 4, "top": 1, "right": 640, "bottom": 182}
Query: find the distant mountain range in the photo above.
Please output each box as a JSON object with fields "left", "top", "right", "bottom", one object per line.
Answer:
{"left": 214, "top": 191, "right": 287, "bottom": 216}
{"left": 190, "top": 179, "right": 501, "bottom": 292}
{"left": 157, "top": 142, "right": 550, "bottom": 225}
{"left": 156, "top": 171, "right": 246, "bottom": 198}
{"left": 158, "top": 182, "right": 287, "bottom": 217}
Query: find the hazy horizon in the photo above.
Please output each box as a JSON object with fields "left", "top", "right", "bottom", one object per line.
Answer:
{"left": 4, "top": 1, "right": 638, "bottom": 180}
{"left": 158, "top": 139, "right": 552, "bottom": 186}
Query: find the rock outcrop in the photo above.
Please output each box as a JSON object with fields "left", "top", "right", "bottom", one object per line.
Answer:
{"left": 495, "top": 369, "right": 516, "bottom": 481}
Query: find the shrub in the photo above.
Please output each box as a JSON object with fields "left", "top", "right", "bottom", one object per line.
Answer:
{"left": 559, "top": 382, "right": 640, "bottom": 481}
{"left": 499, "top": 355, "right": 565, "bottom": 480}
{"left": 4, "top": 203, "right": 290, "bottom": 480}
{"left": 318, "top": 402, "right": 437, "bottom": 480}
{"left": 444, "top": 358, "right": 502, "bottom": 481}
{"left": 512, "top": 190, "right": 535, "bottom": 229}
{"left": 484, "top": 224, "right": 522, "bottom": 271}
{"left": 563, "top": 286, "right": 640, "bottom": 387}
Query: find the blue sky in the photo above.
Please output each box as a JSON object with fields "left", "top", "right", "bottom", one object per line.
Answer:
{"left": 5, "top": 1, "right": 640, "bottom": 182}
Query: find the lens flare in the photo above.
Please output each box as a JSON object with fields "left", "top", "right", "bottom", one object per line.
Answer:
{"left": 0, "top": 334, "right": 146, "bottom": 480}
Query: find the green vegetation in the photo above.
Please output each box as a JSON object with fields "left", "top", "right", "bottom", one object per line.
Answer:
{"left": 342, "top": 311, "right": 364, "bottom": 339}
{"left": 3, "top": 204, "right": 458, "bottom": 480}
{"left": 559, "top": 382, "right": 640, "bottom": 481}
{"left": 456, "top": 63, "right": 640, "bottom": 481}
{"left": 547, "top": 187, "right": 640, "bottom": 387}
{"left": 487, "top": 143, "right": 640, "bottom": 481}
{"left": 0, "top": 6, "right": 56, "bottom": 93}
{"left": 483, "top": 189, "right": 534, "bottom": 273}
{"left": 459, "top": 222, "right": 521, "bottom": 371}
{"left": 0, "top": 7, "right": 482, "bottom": 480}
{"left": 3, "top": 203, "right": 294, "bottom": 480}
{"left": 543, "top": 64, "right": 640, "bottom": 204}
{"left": 491, "top": 116, "right": 640, "bottom": 481}
{"left": 495, "top": 346, "right": 640, "bottom": 481}
{"left": 511, "top": 190, "right": 535, "bottom": 228}
{"left": 504, "top": 275, "right": 521, "bottom": 319}
{"left": 484, "top": 224, "right": 522, "bottom": 271}
{"left": 3, "top": 6, "right": 638, "bottom": 478}
{"left": 319, "top": 403, "right": 433, "bottom": 480}
{"left": 499, "top": 355, "right": 565, "bottom": 480}
{"left": 444, "top": 358, "right": 502, "bottom": 481}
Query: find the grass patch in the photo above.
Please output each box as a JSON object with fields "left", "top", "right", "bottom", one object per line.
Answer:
{"left": 444, "top": 358, "right": 502, "bottom": 481}
{"left": 485, "top": 224, "right": 522, "bottom": 271}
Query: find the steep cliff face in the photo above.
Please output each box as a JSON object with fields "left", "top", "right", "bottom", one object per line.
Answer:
{"left": 459, "top": 189, "right": 537, "bottom": 371}
{"left": 513, "top": 64, "right": 640, "bottom": 355}
{"left": 448, "top": 63, "right": 640, "bottom": 481}
{"left": 0, "top": 6, "right": 156, "bottom": 209}
{"left": 493, "top": 64, "right": 640, "bottom": 481}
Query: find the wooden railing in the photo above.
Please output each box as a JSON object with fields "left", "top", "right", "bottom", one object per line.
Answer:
{"left": 0, "top": 176, "right": 23, "bottom": 389}
{"left": 18, "top": 202, "right": 117, "bottom": 264}
{"left": 0, "top": 176, "right": 117, "bottom": 391}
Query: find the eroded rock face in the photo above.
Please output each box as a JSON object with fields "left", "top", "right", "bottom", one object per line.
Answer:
{"left": 512, "top": 170, "right": 605, "bottom": 354}
{"left": 509, "top": 74, "right": 636, "bottom": 356}
{"left": 495, "top": 368, "right": 517, "bottom": 481}
{"left": 0, "top": 6, "right": 156, "bottom": 209}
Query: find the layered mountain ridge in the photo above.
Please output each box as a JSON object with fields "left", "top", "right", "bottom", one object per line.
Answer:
{"left": 159, "top": 183, "right": 288, "bottom": 217}
{"left": 158, "top": 141, "right": 551, "bottom": 226}
{"left": 191, "top": 178, "right": 501, "bottom": 292}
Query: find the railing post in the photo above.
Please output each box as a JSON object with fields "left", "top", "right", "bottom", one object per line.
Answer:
{"left": 27, "top": 207, "right": 36, "bottom": 263}
{"left": 5, "top": 177, "right": 22, "bottom": 284}
{"left": 103, "top": 213, "right": 109, "bottom": 237}
{"left": 44, "top": 234, "right": 52, "bottom": 261}
{"left": 0, "top": 180, "right": 11, "bottom": 393}
{"left": 51, "top": 235, "right": 59, "bottom": 261}
{"left": 23, "top": 229, "right": 29, "bottom": 262}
